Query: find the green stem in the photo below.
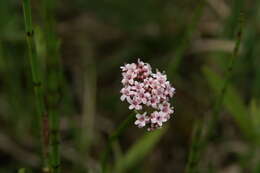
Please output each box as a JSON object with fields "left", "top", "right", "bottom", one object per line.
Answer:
{"left": 101, "top": 113, "right": 136, "bottom": 173}
{"left": 185, "top": 13, "right": 244, "bottom": 173}
{"left": 42, "top": 0, "right": 61, "bottom": 172}
{"left": 77, "top": 42, "right": 96, "bottom": 172}
{"left": 185, "top": 121, "right": 204, "bottom": 173}
{"left": 22, "top": 0, "right": 49, "bottom": 171}
{"left": 207, "top": 13, "right": 244, "bottom": 139}
{"left": 168, "top": 0, "right": 205, "bottom": 78}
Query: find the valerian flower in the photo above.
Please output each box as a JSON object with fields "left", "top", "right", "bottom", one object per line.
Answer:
{"left": 120, "top": 59, "right": 175, "bottom": 131}
{"left": 134, "top": 112, "right": 148, "bottom": 128}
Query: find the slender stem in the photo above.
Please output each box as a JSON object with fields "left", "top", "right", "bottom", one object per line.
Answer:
{"left": 207, "top": 12, "right": 244, "bottom": 139}
{"left": 185, "top": 13, "right": 244, "bottom": 173}
{"left": 168, "top": 0, "right": 205, "bottom": 78}
{"left": 185, "top": 121, "right": 204, "bottom": 173}
{"left": 22, "top": 0, "right": 50, "bottom": 171}
{"left": 78, "top": 42, "right": 96, "bottom": 172}
{"left": 101, "top": 113, "right": 136, "bottom": 173}
{"left": 41, "top": 0, "right": 61, "bottom": 172}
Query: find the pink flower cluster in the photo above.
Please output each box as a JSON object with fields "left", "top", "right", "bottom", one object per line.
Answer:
{"left": 120, "top": 59, "right": 175, "bottom": 131}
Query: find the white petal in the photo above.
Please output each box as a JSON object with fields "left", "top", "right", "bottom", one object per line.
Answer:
{"left": 136, "top": 105, "right": 142, "bottom": 110}
{"left": 151, "top": 118, "right": 157, "bottom": 123}
{"left": 129, "top": 105, "right": 134, "bottom": 110}
{"left": 158, "top": 121, "right": 163, "bottom": 126}
{"left": 140, "top": 121, "right": 146, "bottom": 127}
{"left": 136, "top": 114, "right": 141, "bottom": 119}
{"left": 126, "top": 97, "right": 132, "bottom": 104}
{"left": 120, "top": 95, "right": 125, "bottom": 101}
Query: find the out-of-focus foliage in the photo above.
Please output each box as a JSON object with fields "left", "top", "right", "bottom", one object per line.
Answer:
{"left": 0, "top": 0, "right": 260, "bottom": 172}
{"left": 115, "top": 127, "right": 167, "bottom": 173}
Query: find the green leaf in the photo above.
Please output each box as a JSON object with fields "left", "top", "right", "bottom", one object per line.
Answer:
{"left": 115, "top": 126, "right": 167, "bottom": 173}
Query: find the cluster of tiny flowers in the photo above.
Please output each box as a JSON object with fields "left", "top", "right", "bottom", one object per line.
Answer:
{"left": 120, "top": 59, "right": 175, "bottom": 131}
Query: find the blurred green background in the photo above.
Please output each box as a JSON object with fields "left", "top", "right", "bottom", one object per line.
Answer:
{"left": 0, "top": 0, "right": 260, "bottom": 172}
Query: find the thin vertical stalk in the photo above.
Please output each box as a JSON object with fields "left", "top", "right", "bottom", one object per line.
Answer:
{"left": 78, "top": 42, "right": 96, "bottom": 172}
{"left": 22, "top": 0, "right": 50, "bottom": 171}
{"left": 167, "top": 0, "right": 205, "bottom": 78}
{"left": 81, "top": 58, "right": 96, "bottom": 151}
{"left": 185, "top": 121, "right": 204, "bottom": 173}
{"left": 207, "top": 13, "right": 244, "bottom": 138}
{"left": 42, "top": 0, "right": 61, "bottom": 172}
{"left": 185, "top": 13, "right": 244, "bottom": 173}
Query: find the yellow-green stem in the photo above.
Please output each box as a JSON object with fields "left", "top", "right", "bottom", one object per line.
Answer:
{"left": 22, "top": 0, "right": 49, "bottom": 171}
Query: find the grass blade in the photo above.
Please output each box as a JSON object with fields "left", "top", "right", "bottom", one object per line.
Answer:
{"left": 115, "top": 127, "right": 167, "bottom": 173}
{"left": 203, "top": 66, "right": 252, "bottom": 139}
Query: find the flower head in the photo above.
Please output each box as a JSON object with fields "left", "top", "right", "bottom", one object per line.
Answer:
{"left": 120, "top": 59, "right": 175, "bottom": 131}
